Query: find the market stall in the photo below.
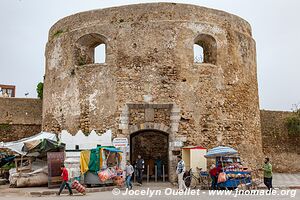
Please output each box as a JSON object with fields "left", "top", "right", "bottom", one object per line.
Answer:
{"left": 80, "top": 146, "right": 123, "bottom": 187}
{"left": 0, "top": 132, "right": 65, "bottom": 187}
{"left": 205, "top": 146, "right": 252, "bottom": 189}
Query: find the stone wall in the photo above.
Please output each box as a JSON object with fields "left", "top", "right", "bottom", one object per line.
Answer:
{"left": 0, "top": 97, "right": 42, "bottom": 142}
{"left": 260, "top": 110, "right": 300, "bottom": 172}
{"left": 43, "top": 3, "right": 262, "bottom": 182}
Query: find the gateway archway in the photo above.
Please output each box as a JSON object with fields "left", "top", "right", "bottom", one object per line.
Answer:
{"left": 130, "top": 129, "right": 169, "bottom": 181}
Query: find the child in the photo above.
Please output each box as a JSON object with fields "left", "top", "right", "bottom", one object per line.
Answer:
{"left": 57, "top": 164, "right": 73, "bottom": 196}
{"left": 124, "top": 160, "right": 134, "bottom": 189}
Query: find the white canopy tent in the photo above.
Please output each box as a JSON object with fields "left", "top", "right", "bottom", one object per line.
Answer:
{"left": 0, "top": 132, "right": 57, "bottom": 155}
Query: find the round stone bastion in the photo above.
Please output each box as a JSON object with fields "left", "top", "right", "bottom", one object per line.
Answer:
{"left": 43, "top": 3, "right": 263, "bottom": 182}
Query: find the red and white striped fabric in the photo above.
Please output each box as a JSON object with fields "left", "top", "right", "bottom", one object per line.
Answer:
{"left": 71, "top": 180, "right": 86, "bottom": 194}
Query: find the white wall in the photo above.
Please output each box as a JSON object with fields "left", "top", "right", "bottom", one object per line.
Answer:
{"left": 59, "top": 129, "right": 112, "bottom": 150}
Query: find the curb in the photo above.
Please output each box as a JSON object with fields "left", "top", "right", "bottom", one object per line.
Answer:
{"left": 287, "top": 186, "right": 300, "bottom": 190}
{"left": 28, "top": 186, "right": 122, "bottom": 196}
{"left": 27, "top": 185, "right": 300, "bottom": 196}
{"left": 256, "top": 186, "right": 300, "bottom": 190}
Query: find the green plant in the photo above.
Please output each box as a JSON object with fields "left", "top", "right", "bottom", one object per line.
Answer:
{"left": 52, "top": 29, "right": 64, "bottom": 38}
{"left": 0, "top": 124, "right": 12, "bottom": 131}
{"left": 77, "top": 56, "right": 86, "bottom": 66}
{"left": 36, "top": 82, "right": 43, "bottom": 99}
{"left": 286, "top": 106, "right": 300, "bottom": 136}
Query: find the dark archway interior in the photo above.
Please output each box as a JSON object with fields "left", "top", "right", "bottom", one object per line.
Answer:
{"left": 130, "top": 129, "right": 169, "bottom": 181}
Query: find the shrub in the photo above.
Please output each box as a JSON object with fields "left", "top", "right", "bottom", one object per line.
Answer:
{"left": 36, "top": 82, "right": 43, "bottom": 99}
{"left": 286, "top": 107, "right": 300, "bottom": 136}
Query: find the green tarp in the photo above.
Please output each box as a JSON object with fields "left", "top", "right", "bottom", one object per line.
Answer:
{"left": 88, "top": 147, "right": 100, "bottom": 173}
{"left": 22, "top": 138, "right": 65, "bottom": 156}
{"left": 88, "top": 146, "right": 122, "bottom": 173}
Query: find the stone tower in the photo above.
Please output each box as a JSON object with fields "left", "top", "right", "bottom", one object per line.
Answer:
{"left": 43, "top": 3, "right": 263, "bottom": 182}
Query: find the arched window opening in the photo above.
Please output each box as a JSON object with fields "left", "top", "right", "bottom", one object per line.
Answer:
{"left": 75, "top": 33, "right": 107, "bottom": 65}
{"left": 194, "top": 34, "right": 217, "bottom": 65}
{"left": 95, "top": 44, "right": 106, "bottom": 64}
{"left": 194, "top": 44, "right": 204, "bottom": 63}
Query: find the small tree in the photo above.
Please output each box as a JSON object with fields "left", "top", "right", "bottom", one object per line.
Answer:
{"left": 36, "top": 82, "right": 43, "bottom": 99}
{"left": 286, "top": 105, "right": 300, "bottom": 136}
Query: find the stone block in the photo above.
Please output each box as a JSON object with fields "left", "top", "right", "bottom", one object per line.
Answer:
{"left": 145, "top": 108, "right": 154, "bottom": 122}
{"left": 171, "top": 106, "right": 181, "bottom": 113}
{"left": 170, "top": 124, "right": 179, "bottom": 132}
{"left": 118, "top": 123, "right": 128, "bottom": 130}
{"left": 154, "top": 123, "right": 160, "bottom": 130}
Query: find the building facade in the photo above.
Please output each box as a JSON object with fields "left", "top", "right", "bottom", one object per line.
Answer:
{"left": 0, "top": 84, "right": 16, "bottom": 97}
{"left": 42, "top": 3, "right": 262, "bottom": 182}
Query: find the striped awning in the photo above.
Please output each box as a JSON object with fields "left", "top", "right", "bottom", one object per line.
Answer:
{"left": 204, "top": 146, "right": 238, "bottom": 158}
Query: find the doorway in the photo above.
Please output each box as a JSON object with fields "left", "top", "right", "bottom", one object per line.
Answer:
{"left": 130, "top": 130, "right": 169, "bottom": 181}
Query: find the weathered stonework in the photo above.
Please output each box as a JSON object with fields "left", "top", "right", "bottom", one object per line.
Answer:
{"left": 43, "top": 3, "right": 262, "bottom": 182}
{"left": 0, "top": 98, "right": 42, "bottom": 142}
{"left": 261, "top": 110, "right": 300, "bottom": 172}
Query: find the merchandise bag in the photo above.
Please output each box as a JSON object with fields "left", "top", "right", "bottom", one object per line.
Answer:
{"left": 217, "top": 172, "right": 227, "bottom": 183}
{"left": 71, "top": 180, "right": 86, "bottom": 194}
{"left": 98, "top": 168, "right": 111, "bottom": 182}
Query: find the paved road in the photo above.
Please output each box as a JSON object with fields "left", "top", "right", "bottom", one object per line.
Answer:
{"left": 0, "top": 189, "right": 298, "bottom": 200}
{"left": 272, "top": 173, "right": 300, "bottom": 187}
{"left": 0, "top": 173, "right": 299, "bottom": 200}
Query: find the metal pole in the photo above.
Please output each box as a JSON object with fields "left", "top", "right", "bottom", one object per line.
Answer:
{"left": 155, "top": 165, "right": 157, "bottom": 182}
{"left": 163, "top": 165, "right": 165, "bottom": 182}
{"left": 134, "top": 168, "right": 136, "bottom": 183}
{"left": 147, "top": 165, "right": 149, "bottom": 183}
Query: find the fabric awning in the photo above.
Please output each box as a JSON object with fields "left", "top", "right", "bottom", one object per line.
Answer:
{"left": 204, "top": 146, "right": 238, "bottom": 158}
{"left": 102, "top": 147, "right": 123, "bottom": 153}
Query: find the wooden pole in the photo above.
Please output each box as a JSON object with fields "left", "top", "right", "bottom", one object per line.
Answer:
{"left": 134, "top": 168, "right": 136, "bottom": 183}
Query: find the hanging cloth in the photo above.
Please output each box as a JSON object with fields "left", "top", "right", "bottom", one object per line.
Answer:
{"left": 88, "top": 148, "right": 100, "bottom": 173}
{"left": 80, "top": 150, "right": 90, "bottom": 174}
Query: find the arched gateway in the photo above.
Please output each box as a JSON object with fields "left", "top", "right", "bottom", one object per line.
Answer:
{"left": 119, "top": 103, "right": 182, "bottom": 183}
{"left": 130, "top": 129, "right": 169, "bottom": 181}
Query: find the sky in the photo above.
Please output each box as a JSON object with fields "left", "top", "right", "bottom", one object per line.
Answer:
{"left": 0, "top": 0, "right": 299, "bottom": 111}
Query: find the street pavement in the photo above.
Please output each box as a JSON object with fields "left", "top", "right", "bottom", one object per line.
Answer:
{"left": 0, "top": 173, "right": 299, "bottom": 199}
{"left": 272, "top": 173, "right": 300, "bottom": 188}
{"left": 0, "top": 188, "right": 298, "bottom": 200}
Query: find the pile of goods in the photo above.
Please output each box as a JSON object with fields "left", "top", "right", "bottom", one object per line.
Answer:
{"left": 113, "top": 169, "right": 124, "bottom": 186}
{"left": 98, "top": 168, "right": 117, "bottom": 182}
{"left": 98, "top": 167, "right": 124, "bottom": 186}
{"left": 72, "top": 180, "right": 86, "bottom": 195}
{"left": 227, "top": 173, "right": 251, "bottom": 179}
{"left": 80, "top": 146, "right": 123, "bottom": 186}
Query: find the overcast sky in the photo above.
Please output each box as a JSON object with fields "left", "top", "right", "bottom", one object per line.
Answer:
{"left": 0, "top": 0, "right": 299, "bottom": 111}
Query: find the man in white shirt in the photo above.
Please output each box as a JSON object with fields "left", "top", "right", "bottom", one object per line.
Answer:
{"left": 176, "top": 155, "right": 186, "bottom": 191}
{"left": 124, "top": 160, "right": 134, "bottom": 189}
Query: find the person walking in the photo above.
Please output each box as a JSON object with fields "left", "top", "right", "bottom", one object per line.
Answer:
{"left": 124, "top": 160, "right": 134, "bottom": 189}
{"left": 263, "top": 157, "right": 273, "bottom": 190}
{"left": 176, "top": 155, "right": 186, "bottom": 191}
{"left": 57, "top": 164, "right": 73, "bottom": 196}
{"left": 135, "top": 155, "right": 144, "bottom": 185}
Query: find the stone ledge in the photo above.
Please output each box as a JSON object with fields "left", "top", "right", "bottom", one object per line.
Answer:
{"left": 27, "top": 186, "right": 122, "bottom": 196}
